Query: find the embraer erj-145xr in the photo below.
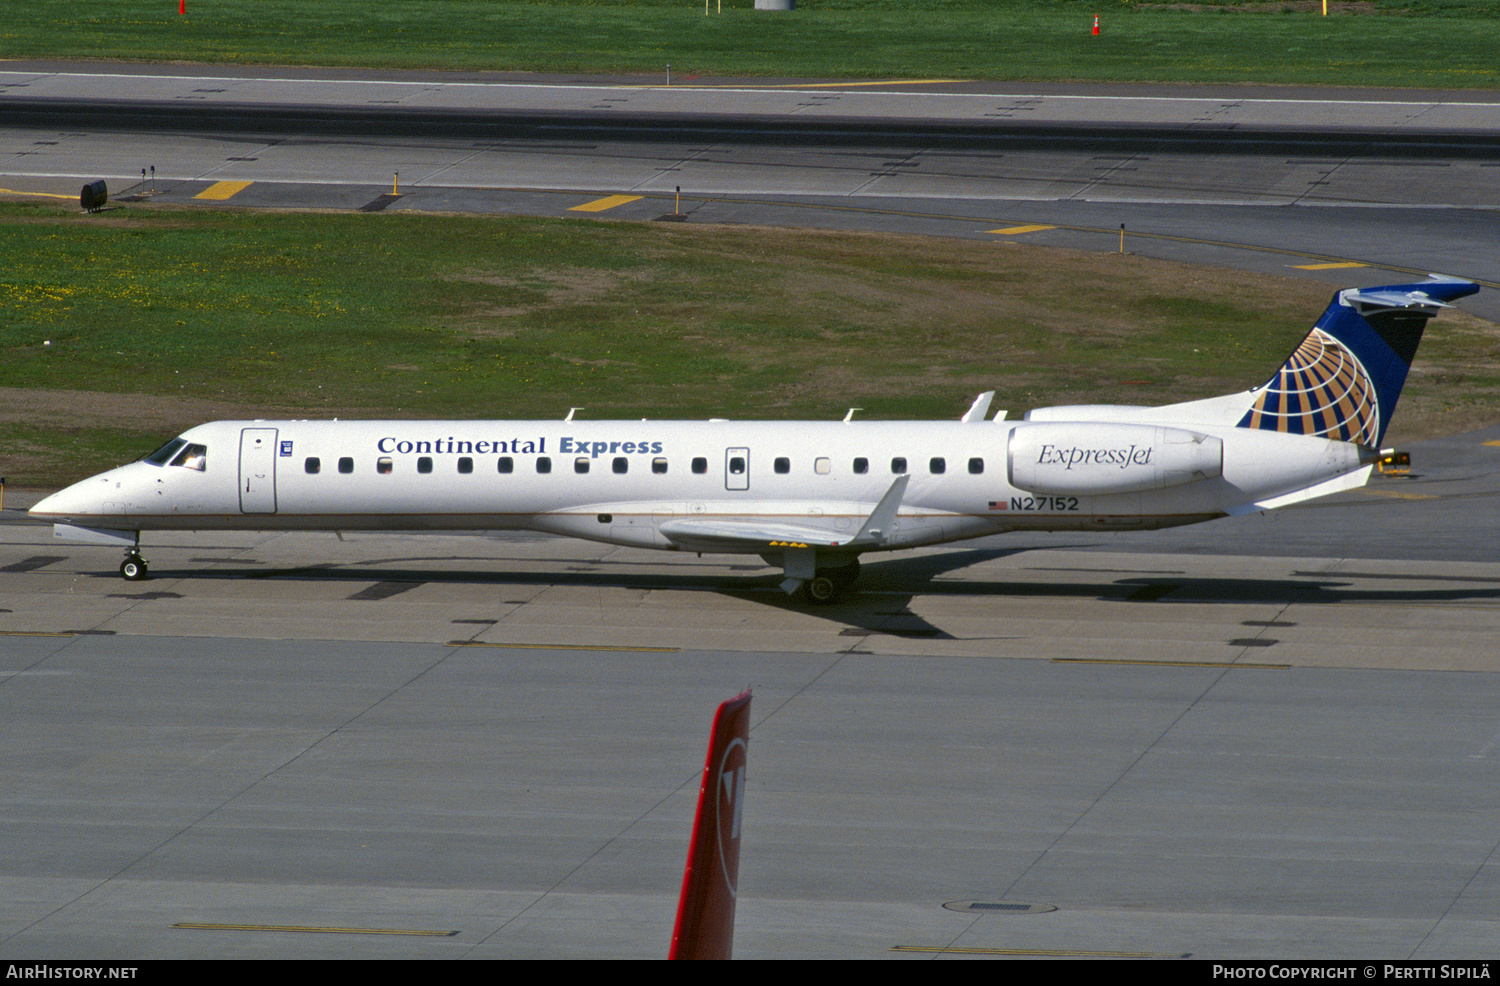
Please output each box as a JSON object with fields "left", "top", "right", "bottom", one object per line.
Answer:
{"left": 31, "top": 276, "right": 1479, "bottom": 603}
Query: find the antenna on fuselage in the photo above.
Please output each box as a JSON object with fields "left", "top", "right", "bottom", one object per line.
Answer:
{"left": 565, "top": 408, "right": 583, "bottom": 421}
{"left": 843, "top": 408, "right": 861, "bottom": 422}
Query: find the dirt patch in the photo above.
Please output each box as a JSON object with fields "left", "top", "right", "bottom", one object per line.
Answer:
{"left": 0, "top": 387, "right": 388, "bottom": 432}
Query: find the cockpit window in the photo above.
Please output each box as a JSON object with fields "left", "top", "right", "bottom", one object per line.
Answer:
{"left": 144, "top": 438, "right": 188, "bottom": 466}
{"left": 144, "top": 438, "right": 206, "bottom": 470}
{"left": 170, "top": 443, "right": 207, "bottom": 472}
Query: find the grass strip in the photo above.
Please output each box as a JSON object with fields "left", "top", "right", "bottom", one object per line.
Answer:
{"left": 5, "top": 201, "right": 1497, "bottom": 488}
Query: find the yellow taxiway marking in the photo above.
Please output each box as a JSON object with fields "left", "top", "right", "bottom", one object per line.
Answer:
{"left": 0, "top": 188, "right": 76, "bottom": 200}
{"left": 449, "top": 640, "right": 679, "bottom": 653}
{"left": 1484, "top": 440, "right": 1500, "bottom": 447}
{"left": 989, "top": 224, "right": 1056, "bottom": 235}
{"left": 194, "top": 180, "right": 253, "bottom": 201}
{"left": 1295, "top": 262, "right": 1369, "bottom": 270}
{"left": 0, "top": 630, "right": 77, "bottom": 637}
{"left": 173, "top": 922, "right": 456, "bottom": 936}
{"left": 1361, "top": 489, "right": 1438, "bottom": 500}
{"left": 568, "top": 194, "right": 643, "bottom": 213}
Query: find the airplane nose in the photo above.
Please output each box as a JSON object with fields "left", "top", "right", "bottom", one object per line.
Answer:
{"left": 29, "top": 473, "right": 121, "bottom": 523}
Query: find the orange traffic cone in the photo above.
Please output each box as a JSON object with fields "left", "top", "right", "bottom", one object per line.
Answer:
{"left": 1093, "top": 14, "right": 1100, "bottom": 36}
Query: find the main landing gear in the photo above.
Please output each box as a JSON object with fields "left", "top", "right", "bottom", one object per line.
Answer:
{"left": 801, "top": 559, "right": 860, "bottom": 605}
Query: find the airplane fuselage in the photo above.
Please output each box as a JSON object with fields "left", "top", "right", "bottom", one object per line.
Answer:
{"left": 32, "top": 416, "right": 1368, "bottom": 551}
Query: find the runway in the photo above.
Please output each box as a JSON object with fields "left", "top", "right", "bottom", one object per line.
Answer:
{"left": 2, "top": 64, "right": 1499, "bottom": 960}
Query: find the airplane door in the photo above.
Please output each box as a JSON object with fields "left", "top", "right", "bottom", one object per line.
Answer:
{"left": 725, "top": 447, "right": 750, "bottom": 491}
{"left": 239, "top": 427, "right": 279, "bottom": 514}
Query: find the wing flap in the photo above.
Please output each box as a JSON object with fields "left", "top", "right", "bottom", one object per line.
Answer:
{"left": 658, "top": 519, "right": 847, "bottom": 552}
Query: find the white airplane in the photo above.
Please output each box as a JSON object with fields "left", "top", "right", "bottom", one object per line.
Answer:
{"left": 30, "top": 275, "right": 1478, "bottom": 603}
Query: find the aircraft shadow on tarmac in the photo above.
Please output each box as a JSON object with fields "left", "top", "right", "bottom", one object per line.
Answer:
{"left": 79, "top": 544, "right": 1500, "bottom": 643}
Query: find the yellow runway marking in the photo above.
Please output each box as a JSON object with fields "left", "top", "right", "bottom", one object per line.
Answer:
{"left": 568, "top": 194, "right": 643, "bottom": 213}
{"left": 988, "top": 224, "right": 1056, "bottom": 235}
{"left": 195, "top": 180, "right": 253, "bottom": 201}
{"left": 1361, "top": 489, "right": 1437, "bottom": 500}
{"left": 173, "top": 922, "right": 456, "bottom": 936}
{"left": 1295, "top": 262, "right": 1368, "bottom": 270}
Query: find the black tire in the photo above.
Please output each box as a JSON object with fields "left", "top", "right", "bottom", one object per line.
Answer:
{"left": 120, "top": 556, "right": 148, "bottom": 581}
{"left": 828, "top": 558, "right": 861, "bottom": 588}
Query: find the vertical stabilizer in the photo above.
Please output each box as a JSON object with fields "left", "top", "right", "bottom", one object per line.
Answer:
{"left": 669, "top": 690, "right": 751, "bottom": 960}
{"left": 1236, "top": 275, "right": 1477, "bottom": 447}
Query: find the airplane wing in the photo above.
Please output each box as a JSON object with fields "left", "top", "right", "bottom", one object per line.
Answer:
{"left": 658, "top": 474, "right": 909, "bottom": 554}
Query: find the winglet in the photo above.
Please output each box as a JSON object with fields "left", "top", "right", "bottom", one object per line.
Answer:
{"left": 960, "top": 391, "right": 995, "bottom": 423}
{"left": 669, "top": 690, "right": 752, "bottom": 960}
{"left": 850, "top": 474, "right": 909, "bottom": 545}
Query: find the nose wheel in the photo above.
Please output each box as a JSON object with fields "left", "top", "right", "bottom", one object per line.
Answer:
{"left": 120, "top": 552, "right": 149, "bottom": 581}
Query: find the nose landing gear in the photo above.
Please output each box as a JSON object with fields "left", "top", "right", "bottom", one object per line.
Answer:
{"left": 120, "top": 551, "right": 149, "bottom": 581}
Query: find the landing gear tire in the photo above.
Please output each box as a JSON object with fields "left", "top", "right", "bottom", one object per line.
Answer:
{"left": 120, "top": 555, "right": 148, "bottom": 581}
{"left": 802, "top": 575, "right": 842, "bottom": 605}
{"left": 801, "top": 560, "right": 860, "bottom": 605}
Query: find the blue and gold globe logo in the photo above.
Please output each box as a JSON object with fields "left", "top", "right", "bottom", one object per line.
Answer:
{"left": 1239, "top": 329, "right": 1380, "bottom": 445}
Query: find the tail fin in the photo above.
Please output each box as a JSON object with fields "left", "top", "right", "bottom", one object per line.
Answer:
{"left": 1236, "top": 275, "right": 1478, "bottom": 447}
{"left": 669, "top": 690, "right": 751, "bottom": 960}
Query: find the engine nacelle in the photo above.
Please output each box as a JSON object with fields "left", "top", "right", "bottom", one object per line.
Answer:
{"left": 1008, "top": 422, "right": 1223, "bottom": 496}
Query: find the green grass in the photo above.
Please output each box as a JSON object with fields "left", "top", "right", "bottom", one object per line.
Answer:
{"left": 0, "top": 1, "right": 1496, "bottom": 88}
{"left": 6, "top": 201, "right": 1498, "bottom": 487}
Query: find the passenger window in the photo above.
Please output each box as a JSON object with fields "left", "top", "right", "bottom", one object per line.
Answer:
{"left": 729, "top": 456, "right": 746, "bottom": 475}
{"left": 613, "top": 457, "right": 628, "bottom": 474}
{"left": 815, "top": 457, "right": 831, "bottom": 475}
{"left": 652, "top": 457, "right": 668, "bottom": 474}
{"left": 377, "top": 457, "right": 393, "bottom": 474}
{"left": 417, "top": 457, "right": 433, "bottom": 474}
{"left": 575, "top": 458, "right": 590, "bottom": 474}
{"left": 929, "top": 457, "right": 945, "bottom": 474}
{"left": 458, "top": 457, "right": 473, "bottom": 474}
{"left": 305, "top": 457, "right": 321, "bottom": 475}
{"left": 853, "top": 457, "right": 868, "bottom": 475}
{"left": 537, "top": 457, "right": 552, "bottom": 474}
{"left": 774, "top": 457, "right": 790, "bottom": 474}
{"left": 339, "top": 457, "right": 354, "bottom": 474}
{"left": 968, "top": 457, "right": 984, "bottom": 475}
{"left": 692, "top": 457, "right": 708, "bottom": 475}
{"left": 498, "top": 456, "right": 514, "bottom": 474}
{"left": 891, "top": 457, "right": 907, "bottom": 474}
